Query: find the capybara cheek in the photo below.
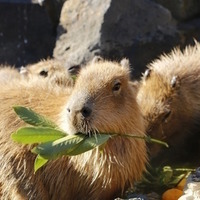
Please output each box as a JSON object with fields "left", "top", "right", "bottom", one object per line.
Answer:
{"left": 59, "top": 109, "right": 78, "bottom": 135}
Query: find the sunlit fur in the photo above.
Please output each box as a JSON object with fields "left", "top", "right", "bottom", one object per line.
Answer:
{"left": 137, "top": 41, "right": 200, "bottom": 158}
{"left": 23, "top": 59, "right": 75, "bottom": 87}
{"left": 0, "top": 59, "right": 76, "bottom": 87}
{"left": 0, "top": 65, "right": 20, "bottom": 83}
{"left": 0, "top": 60, "right": 147, "bottom": 200}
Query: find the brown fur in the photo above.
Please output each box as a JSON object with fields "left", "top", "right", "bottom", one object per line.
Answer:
{"left": 21, "top": 59, "right": 78, "bottom": 87}
{"left": 137, "top": 41, "right": 200, "bottom": 159}
{"left": 0, "top": 60, "right": 147, "bottom": 200}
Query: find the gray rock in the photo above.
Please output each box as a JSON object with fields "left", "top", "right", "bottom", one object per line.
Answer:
{"left": 54, "top": 0, "right": 177, "bottom": 78}
{"left": 154, "top": 0, "right": 200, "bottom": 21}
{"left": 54, "top": 0, "right": 111, "bottom": 66}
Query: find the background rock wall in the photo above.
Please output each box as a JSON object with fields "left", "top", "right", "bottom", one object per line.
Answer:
{"left": 0, "top": 0, "right": 200, "bottom": 78}
{"left": 0, "top": 2, "right": 56, "bottom": 67}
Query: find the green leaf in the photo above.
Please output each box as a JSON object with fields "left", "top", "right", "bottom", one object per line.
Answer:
{"left": 71, "top": 75, "right": 77, "bottom": 82}
{"left": 34, "top": 155, "right": 48, "bottom": 173}
{"left": 32, "top": 134, "right": 85, "bottom": 160}
{"left": 68, "top": 134, "right": 110, "bottom": 155}
{"left": 13, "top": 106, "right": 58, "bottom": 128}
{"left": 160, "top": 166, "right": 173, "bottom": 185}
{"left": 169, "top": 174, "right": 185, "bottom": 186}
{"left": 11, "top": 127, "right": 66, "bottom": 144}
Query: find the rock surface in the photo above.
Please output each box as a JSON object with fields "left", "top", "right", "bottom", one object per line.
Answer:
{"left": 54, "top": 0, "right": 178, "bottom": 78}
{"left": 154, "top": 0, "right": 200, "bottom": 21}
{"left": 1, "top": 0, "right": 200, "bottom": 78}
{"left": 0, "top": 2, "right": 55, "bottom": 67}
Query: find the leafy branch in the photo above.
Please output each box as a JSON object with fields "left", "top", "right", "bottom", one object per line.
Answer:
{"left": 11, "top": 106, "right": 168, "bottom": 172}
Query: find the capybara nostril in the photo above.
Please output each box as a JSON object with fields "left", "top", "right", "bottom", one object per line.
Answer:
{"left": 81, "top": 106, "right": 92, "bottom": 118}
{"left": 67, "top": 108, "right": 70, "bottom": 113}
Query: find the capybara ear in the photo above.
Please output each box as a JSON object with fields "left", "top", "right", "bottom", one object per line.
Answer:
{"left": 143, "top": 68, "right": 152, "bottom": 80}
{"left": 120, "top": 58, "right": 130, "bottom": 70}
{"left": 170, "top": 75, "right": 180, "bottom": 88}
{"left": 19, "top": 66, "right": 28, "bottom": 75}
{"left": 91, "top": 56, "right": 103, "bottom": 64}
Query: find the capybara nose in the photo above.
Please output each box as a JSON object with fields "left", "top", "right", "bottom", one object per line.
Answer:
{"left": 81, "top": 106, "right": 92, "bottom": 118}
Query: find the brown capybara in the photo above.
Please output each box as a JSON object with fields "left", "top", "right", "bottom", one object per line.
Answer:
{"left": 20, "top": 59, "right": 80, "bottom": 86}
{"left": 137, "top": 41, "right": 200, "bottom": 163}
{"left": 0, "top": 59, "right": 147, "bottom": 200}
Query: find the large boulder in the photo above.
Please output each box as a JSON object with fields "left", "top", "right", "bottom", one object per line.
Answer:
{"left": 54, "top": 0, "right": 178, "bottom": 78}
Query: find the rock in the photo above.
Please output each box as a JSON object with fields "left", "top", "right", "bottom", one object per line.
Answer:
{"left": 178, "top": 17, "right": 200, "bottom": 44}
{"left": 1, "top": 0, "right": 200, "bottom": 79}
{"left": 0, "top": 2, "right": 56, "bottom": 67}
{"left": 53, "top": 0, "right": 178, "bottom": 78}
{"left": 34, "top": 0, "right": 66, "bottom": 30}
{"left": 154, "top": 0, "right": 200, "bottom": 21}
{"left": 179, "top": 168, "right": 200, "bottom": 200}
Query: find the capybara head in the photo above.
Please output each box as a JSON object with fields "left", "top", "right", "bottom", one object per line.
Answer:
{"left": 137, "top": 68, "right": 179, "bottom": 139}
{"left": 60, "top": 59, "right": 144, "bottom": 137}
{"left": 137, "top": 42, "right": 200, "bottom": 158}
{"left": 20, "top": 59, "right": 80, "bottom": 86}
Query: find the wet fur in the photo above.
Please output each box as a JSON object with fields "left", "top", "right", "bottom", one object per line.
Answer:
{"left": 0, "top": 60, "right": 147, "bottom": 199}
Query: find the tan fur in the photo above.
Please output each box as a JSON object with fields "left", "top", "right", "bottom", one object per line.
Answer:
{"left": 23, "top": 59, "right": 76, "bottom": 87}
{"left": 137, "top": 41, "right": 200, "bottom": 158}
{"left": 0, "top": 66, "right": 20, "bottom": 83}
{"left": 0, "top": 59, "right": 77, "bottom": 87}
{"left": 0, "top": 60, "right": 147, "bottom": 200}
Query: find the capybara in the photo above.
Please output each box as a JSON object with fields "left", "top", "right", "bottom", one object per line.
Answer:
{"left": 137, "top": 41, "right": 200, "bottom": 162}
{"left": 0, "top": 59, "right": 79, "bottom": 87}
{"left": 21, "top": 59, "right": 80, "bottom": 86}
{"left": 0, "top": 65, "right": 20, "bottom": 83}
{"left": 0, "top": 59, "right": 147, "bottom": 200}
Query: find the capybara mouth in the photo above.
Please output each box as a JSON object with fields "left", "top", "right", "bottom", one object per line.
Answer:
{"left": 75, "top": 119, "right": 99, "bottom": 137}
{"left": 77, "top": 128, "right": 99, "bottom": 137}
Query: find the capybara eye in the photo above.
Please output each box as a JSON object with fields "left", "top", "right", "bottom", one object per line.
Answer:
{"left": 68, "top": 65, "right": 80, "bottom": 75}
{"left": 112, "top": 81, "right": 121, "bottom": 93}
{"left": 39, "top": 70, "right": 48, "bottom": 77}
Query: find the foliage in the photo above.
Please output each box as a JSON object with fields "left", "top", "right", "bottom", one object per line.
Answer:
{"left": 11, "top": 106, "right": 168, "bottom": 173}
{"left": 132, "top": 165, "right": 194, "bottom": 194}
